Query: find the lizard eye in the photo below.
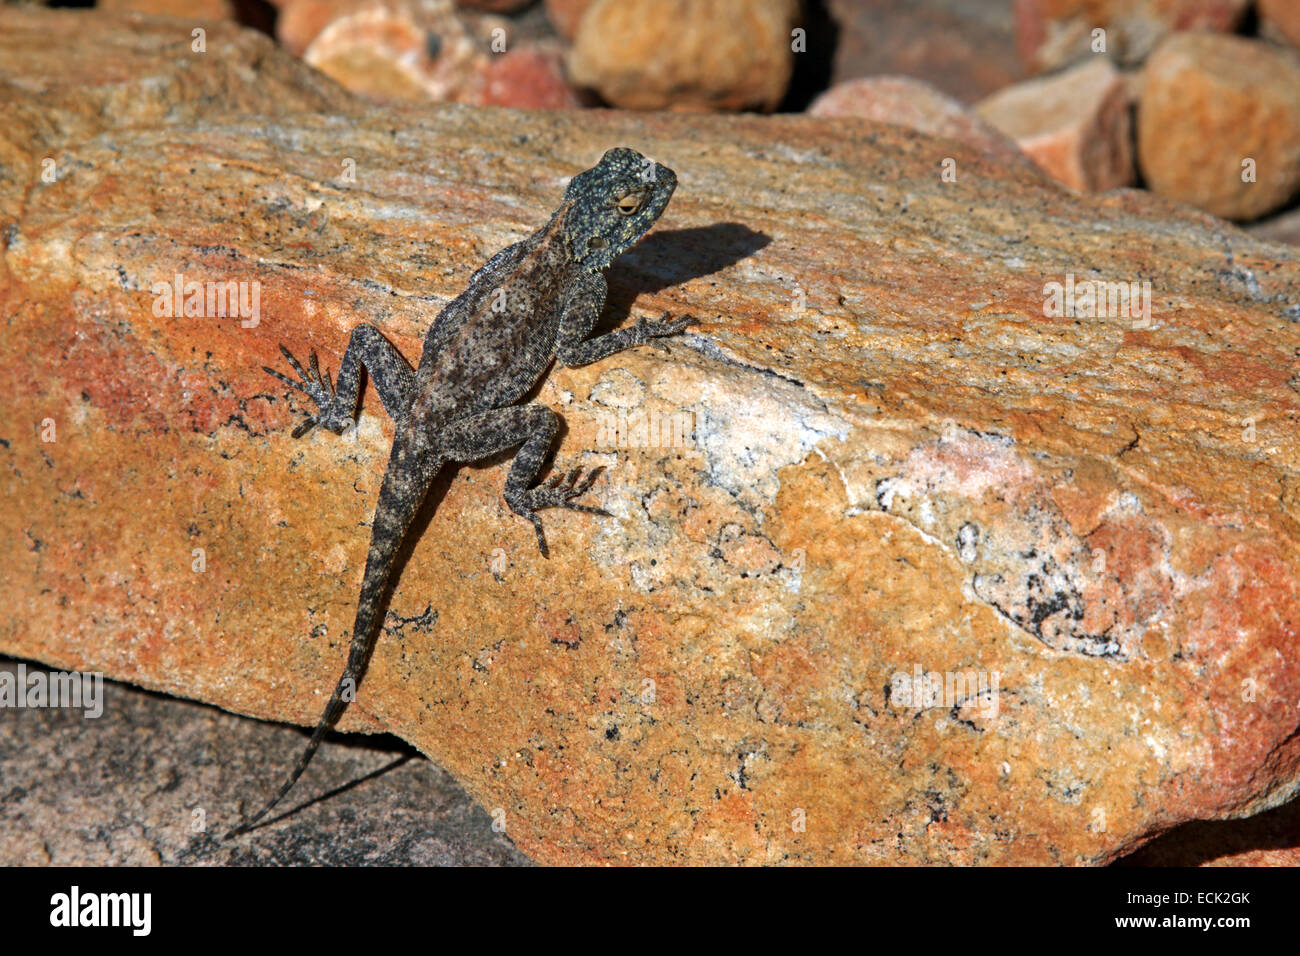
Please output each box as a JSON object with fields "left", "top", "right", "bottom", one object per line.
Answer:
{"left": 615, "top": 193, "right": 644, "bottom": 216}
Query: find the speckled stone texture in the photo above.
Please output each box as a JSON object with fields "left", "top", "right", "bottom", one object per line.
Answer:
{"left": 3, "top": 8, "right": 1299, "bottom": 866}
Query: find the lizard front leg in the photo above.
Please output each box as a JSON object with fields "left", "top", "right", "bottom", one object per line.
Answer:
{"left": 264, "top": 324, "right": 415, "bottom": 437}
{"left": 437, "top": 404, "right": 606, "bottom": 557}
{"left": 555, "top": 271, "right": 695, "bottom": 367}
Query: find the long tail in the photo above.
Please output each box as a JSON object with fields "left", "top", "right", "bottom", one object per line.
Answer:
{"left": 227, "top": 440, "right": 440, "bottom": 838}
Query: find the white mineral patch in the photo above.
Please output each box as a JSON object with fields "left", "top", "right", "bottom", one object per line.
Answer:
{"left": 692, "top": 369, "right": 849, "bottom": 513}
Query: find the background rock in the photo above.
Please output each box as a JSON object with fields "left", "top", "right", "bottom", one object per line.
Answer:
{"left": 456, "top": 0, "right": 531, "bottom": 11}
{"left": 976, "top": 57, "right": 1134, "bottom": 192}
{"left": 825, "top": 0, "right": 1025, "bottom": 105}
{"left": 542, "top": 0, "right": 589, "bottom": 40}
{"left": 1259, "top": 0, "right": 1300, "bottom": 49}
{"left": 290, "top": 0, "right": 565, "bottom": 109}
{"left": 481, "top": 43, "right": 582, "bottom": 109}
{"left": 1248, "top": 206, "right": 1300, "bottom": 248}
{"left": 277, "top": 0, "right": 355, "bottom": 55}
{"left": 1015, "top": 0, "right": 1251, "bottom": 73}
{"left": 809, "top": 76, "right": 1033, "bottom": 170}
{"left": 1138, "top": 32, "right": 1300, "bottom": 221}
{"left": 568, "top": 0, "right": 797, "bottom": 111}
{"left": 0, "top": 3, "right": 353, "bottom": 197}
{"left": 301, "top": 0, "right": 507, "bottom": 105}
{"left": 3, "top": 7, "right": 1300, "bottom": 866}
{"left": 98, "top": 0, "right": 237, "bottom": 19}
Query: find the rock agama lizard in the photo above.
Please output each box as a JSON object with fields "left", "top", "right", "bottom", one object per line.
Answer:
{"left": 229, "top": 147, "right": 691, "bottom": 836}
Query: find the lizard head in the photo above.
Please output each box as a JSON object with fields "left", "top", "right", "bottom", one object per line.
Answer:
{"left": 563, "top": 147, "right": 677, "bottom": 271}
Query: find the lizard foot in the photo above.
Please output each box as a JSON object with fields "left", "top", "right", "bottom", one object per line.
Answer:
{"left": 634, "top": 311, "right": 696, "bottom": 343}
{"left": 263, "top": 344, "right": 353, "bottom": 437}
{"left": 513, "top": 466, "right": 610, "bottom": 558}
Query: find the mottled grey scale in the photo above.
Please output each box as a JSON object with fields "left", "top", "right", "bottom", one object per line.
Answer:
{"left": 231, "top": 147, "right": 694, "bottom": 838}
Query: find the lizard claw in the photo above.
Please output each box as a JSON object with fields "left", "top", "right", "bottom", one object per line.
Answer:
{"left": 265, "top": 344, "right": 351, "bottom": 436}
{"left": 515, "top": 465, "right": 611, "bottom": 557}
{"left": 534, "top": 465, "right": 609, "bottom": 513}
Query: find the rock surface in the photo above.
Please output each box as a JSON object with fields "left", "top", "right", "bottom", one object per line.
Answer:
{"left": 809, "top": 76, "right": 1032, "bottom": 170}
{"left": 976, "top": 57, "right": 1134, "bottom": 192}
{"left": 6, "top": 648, "right": 1293, "bottom": 865}
{"left": 4, "top": 7, "right": 1300, "bottom": 867}
{"left": 0, "top": 658, "right": 530, "bottom": 865}
{"left": 1015, "top": 0, "right": 1251, "bottom": 73}
{"left": 1138, "top": 32, "right": 1300, "bottom": 221}
{"left": 568, "top": 0, "right": 797, "bottom": 111}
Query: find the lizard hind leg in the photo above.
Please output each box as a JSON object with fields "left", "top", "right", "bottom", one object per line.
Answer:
{"left": 263, "top": 324, "right": 415, "bottom": 437}
{"left": 437, "top": 403, "right": 610, "bottom": 558}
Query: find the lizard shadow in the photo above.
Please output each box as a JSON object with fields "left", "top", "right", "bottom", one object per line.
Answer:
{"left": 603, "top": 222, "right": 772, "bottom": 322}
{"left": 235, "top": 751, "right": 416, "bottom": 837}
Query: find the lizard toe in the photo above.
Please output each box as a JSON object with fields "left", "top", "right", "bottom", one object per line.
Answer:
{"left": 569, "top": 465, "right": 605, "bottom": 497}
{"left": 264, "top": 366, "right": 311, "bottom": 394}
